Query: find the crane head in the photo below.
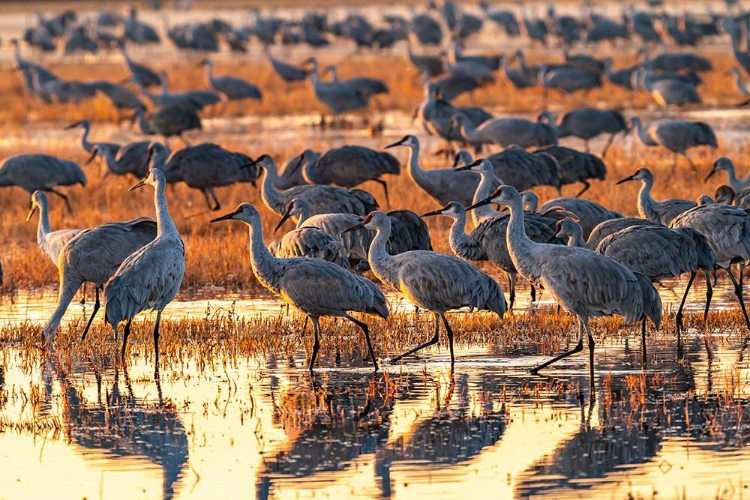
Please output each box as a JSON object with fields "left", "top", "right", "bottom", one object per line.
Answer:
{"left": 85, "top": 145, "right": 100, "bottom": 165}
{"left": 616, "top": 168, "right": 650, "bottom": 185}
{"left": 384, "top": 135, "right": 416, "bottom": 149}
{"left": 714, "top": 185, "right": 735, "bottom": 204}
{"left": 455, "top": 157, "right": 489, "bottom": 172}
{"left": 452, "top": 150, "right": 473, "bottom": 168}
{"left": 275, "top": 199, "right": 301, "bottom": 232}
{"left": 466, "top": 185, "right": 519, "bottom": 212}
{"left": 129, "top": 167, "right": 165, "bottom": 192}
{"left": 706, "top": 157, "right": 733, "bottom": 183}
{"left": 421, "top": 201, "right": 465, "bottom": 218}
{"left": 26, "top": 191, "right": 47, "bottom": 222}
{"left": 63, "top": 120, "right": 87, "bottom": 130}
{"left": 553, "top": 218, "right": 583, "bottom": 241}
{"left": 343, "top": 212, "right": 391, "bottom": 234}
{"left": 210, "top": 203, "right": 259, "bottom": 224}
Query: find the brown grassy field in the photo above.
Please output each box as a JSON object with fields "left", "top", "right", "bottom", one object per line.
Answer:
{"left": 0, "top": 39, "right": 749, "bottom": 298}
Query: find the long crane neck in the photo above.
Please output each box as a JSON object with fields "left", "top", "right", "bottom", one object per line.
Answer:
{"left": 301, "top": 155, "right": 319, "bottom": 184}
{"left": 458, "top": 119, "right": 481, "bottom": 143}
{"left": 101, "top": 146, "right": 120, "bottom": 173}
{"left": 136, "top": 111, "right": 155, "bottom": 135}
{"left": 36, "top": 198, "right": 53, "bottom": 244}
{"left": 725, "top": 163, "right": 740, "bottom": 187}
{"left": 295, "top": 204, "right": 310, "bottom": 228}
{"left": 636, "top": 176, "right": 658, "bottom": 220}
{"left": 403, "top": 143, "right": 428, "bottom": 186}
{"left": 632, "top": 119, "right": 654, "bottom": 146}
{"left": 153, "top": 177, "right": 179, "bottom": 240}
{"left": 471, "top": 169, "right": 500, "bottom": 226}
{"left": 367, "top": 219, "right": 394, "bottom": 283}
{"left": 79, "top": 122, "right": 92, "bottom": 152}
{"left": 505, "top": 195, "right": 539, "bottom": 278}
{"left": 447, "top": 212, "right": 485, "bottom": 261}
{"left": 260, "top": 164, "right": 285, "bottom": 214}
{"left": 245, "top": 217, "right": 281, "bottom": 294}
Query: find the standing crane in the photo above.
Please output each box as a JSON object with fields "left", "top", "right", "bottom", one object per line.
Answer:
{"left": 0, "top": 154, "right": 87, "bottom": 213}
{"left": 535, "top": 145, "right": 607, "bottom": 197}
{"left": 384, "top": 135, "right": 499, "bottom": 207}
{"left": 536, "top": 196, "right": 623, "bottom": 239}
{"left": 586, "top": 218, "right": 662, "bottom": 250}
{"left": 551, "top": 108, "right": 627, "bottom": 158}
{"left": 42, "top": 217, "right": 157, "bottom": 345}
{"left": 630, "top": 117, "right": 717, "bottom": 170}
{"left": 86, "top": 141, "right": 158, "bottom": 180}
{"left": 617, "top": 167, "right": 696, "bottom": 225}
{"left": 133, "top": 105, "right": 202, "bottom": 146}
{"left": 298, "top": 146, "right": 400, "bottom": 207}
{"left": 118, "top": 39, "right": 162, "bottom": 87}
{"left": 323, "top": 65, "right": 389, "bottom": 100}
{"left": 64, "top": 119, "right": 120, "bottom": 156}
{"left": 454, "top": 149, "right": 562, "bottom": 195}
{"left": 466, "top": 185, "right": 648, "bottom": 393}
{"left": 670, "top": 204, "right": 750, "bottom": 330}
{"left": 211, "top": 203, "right": 387, "bottom": 372}
{"left": 263, "top": 44, "right": 309, "bottom": 83}
{"left": 26, "top": 191, "right": 82, "bottom": 266}
{"left": 344, "top": 211, "right": 506, "bottom": 368}
{"left": 201, "top": 59, "right": 262, "bottom": 104}
{"left": 104, "top": 169, "right": 185, "bottom": 376}
{"left": 705, "top": 157, "right": 750, "bottom": 193}
{"left": 253, "top": 154, "right": 378, "bottom": 219}
{"left": 305, "top": 57, "right": 368, "bottom": 125}
{"left": 451, "top": 113, "right": 557, "bottom": 150}
{"left": 146, "top": 142, "right": 255, "bottom": 211}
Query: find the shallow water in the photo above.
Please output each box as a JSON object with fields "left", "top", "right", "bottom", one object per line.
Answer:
{"left": 1, "top": 283, "right": 749, "bottom": 500}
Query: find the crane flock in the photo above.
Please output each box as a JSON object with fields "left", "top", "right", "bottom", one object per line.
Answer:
{"left": 3, "top": 0, "right": 750, "bottom": 396}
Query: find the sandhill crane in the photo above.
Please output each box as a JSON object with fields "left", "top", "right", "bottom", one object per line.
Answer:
{"left": 554, "top": 219, "right": 663, "bottom": 359}
{"left": 644, "top": 52, "right": 712, "bottom": 73}
{"left": 630, "top": 117, "right": 717, "bottom": 170}
{"left": 466, "top": 185, "right": 647, "bottom": 391}
{"left": 253, "top": 154, "right": 377, "bottom": 219}
{"left": 539, "top": 65, "right": 602, "bottom": 99}
{"left": 451, "top": 113, "right": 557, "bottom": 150}
{"left": 454, "top": 155, "right": 561, "bottom": 214}
{"left": 423, "top": 201, "right": 559, "bottom": 310}
{"left": 536, "top": 196, "right": 623, "bottom": 239}
{"left": 603, "top": 58, "right": 637, "bottom": 91}
{"left": 563, "top": 51, "right": 606, "bottom": 76}
{"left": 385, "top": 135, "right": 499, "bottom": 207}
{"left": 158, "top": 72, "right": 222, "bottom": 110}
{"left": 323, "top": 65, "right": 389, "bottom": 100}
{"left": 64, "top": 119, "right": 120, "bottom": 156}
{"left": 617, "top": 167, "right": 696, "bottom": 225}
{"left": 10, "top": 39, "right": 58, "bottom": 82}
{"left": 345, "top": 211, "right": 506, "bottom": 368}
{"left": 0, "top": 154, "right": 87, "bottom": 213}
{"left": 501, "top": 54, "right": 535, "bottom": 89}
{"left": 727, "top": 67, "right": 750, "bottom": 105}
{"left": 269, "top": 201, "right": 349, "bottom": 268}
{"left": 104, "top": 169, "right": 185, "bottom": 375}
{"left": 299, "top": 146, "right": 400, "bottom": 206}
{"left": 534, "top": 146, "right": 606, "bottom": 197}
{"left": 133, "top": 105, "right": 202, "bottom": 146}
{"left": 29, "top": 71, "right": 98, "bottom": 105}
{"left": 306, "top": 57, "right": 368, "bottom": 123}
{"left": 146, "top": 142, "right": 255, "bottom": 211}
{"left": 586, "top": 218, "right": 662, "bottom": 250}
{"left": 263, "top": 44, "right": 308, "bottom": 83}
{"left": 118, "top": 39, "right": 161, "bottom": 87}
{"left": 86, "top": 141, "right": 158, "bottom": 180}
{"left": 715, "top": 184, "right": 750, "bottom": 209}
{"left": 27, "top": 191, "right": 82, "bottom": 266}
{"left": 670, "top": 204, "right": 750, "bottom": 329}
{"left": 634, "top": 69, "right": 702, "bottom": 108}
{"left": 201, "top": 59, "right": 262, "bottom": 103}
{"left": 42, "top": 217, "right": 157, "bottom": 345}
{"left": 595, "top": 223, "right": 713, "bottom": 340}
{"left": 87, "top": 81, "right": 147, "bottom": 118}
{"left": 705, "top": 157, "right": 750, "bottom": 193}
{"left": 405, "top": 35, "right": 444, "bottom": 77}
{"left": 429, "top": 72, "right": 483, "bottom": 102}
{"left": 551, "top": 108, "right": 627, "bottom": 157}
{"left": 212, "top": 203, "right": 387, "bottom": 371}
{"left": 387, "top": 209, "right": 432, "bottom": 251}
{"left": 408, "top": 14, "right": 443, "bottom": 46}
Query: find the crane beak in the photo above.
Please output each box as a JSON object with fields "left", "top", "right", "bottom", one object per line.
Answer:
{"left": 384, "top": 139, "right": 402, "bottom": 149}
{"left": 421, "top": 208, "right": 444, "bottom": 217}
{"left": 704, "top": 168, "right": 716, "bottom": 182}
{"left": 129, "top": 177, "right": 147, "bottom": 191}
{"left": 85, "top": 150, "right": 97, "bottom": 165}
{"left": 616, "top": 174, "right": 635, "bottom": 185}
{"left": 210, "top": 211, "right": 237, "bottom": 223}
{"left": 63, "top": 121, "right": 82, "bottom": 130}
{"left": 274, "top": 211, "right": 293, "bottom": 232}
{"left": 26, "top": 205, "right": 37, "bottom": 222}
{"left": 240, "top": 158, "right": 258, "bottom": 169}
{"left": 465, "top": 197, "right": 493, "bottom": 211}
{"left": 342, "top": 221, "right": 365, "bottom": 234}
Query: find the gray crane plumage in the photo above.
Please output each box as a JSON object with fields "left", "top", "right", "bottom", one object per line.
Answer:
{"left": 346, "top": 211, "right": 506, "bottom": 368}
{"left": 88, "top": 81, "right": 147, "bottom": 115}
{"left": 104, "top": 168, "right": 185, "bottom": 375}
{"left": 134, "top": 105, "right": 202, "bottom": 146}
{"left": 42, "top": 216, "right": 157, "bottom": 344}
{"left": 452, "top": 113, "right": 557, "bottom": 150}
{"left": 385, "top": 135, "right": 499, "bottom": 208}
{"left": 630, "top": 117, "right": 717, "bottom": 170}
{"left": 466, "top": 185, "right": 646, "bottom": 390}
{"left": 147, "top": 142, "right": 255, "bottom": 211}
{"left": 119, "top": 41, "right": 162, "bottom": 88}
{"left": 553, "top": 108, "right": 627, "bottom": 158}
{"left": 586, "top": 218, "right": 662, "bottom": 250}
{"left": 64, "top": 119, "right": 120, "bottom": 156}
{"left": 87, "top": 141, "right": 161, "bottom": 179}
{"left": 202, "top": 59, "right": 262, "bottom": 102}
{"left": 538, "top": 197, "right": 623, "bottom": 239}
{"left": 670, "top": 203, "right": 750, "bottom": 329}
{"left": 454, "top": 150, "right": 562, "bottom": 196}
{"left": 211, "top": 203, "right": 387, "bottom": 372}
{"left": 618, "top": 167, "right": 696, "bottom": 225}
{"left": 0, "top": 154, "right": 87, "bottom": 213}
{"left": 263, "top": 45, "right": 308, "bottom": 83}
{"left": 535, "top": 146, "right": 606, "bottom": 197}
{"left": 324, "top": 65, "right": 389, "bottom": 100}
{"left": 254, "top": 154, "right": 377, "bottom": 219}
{"left": 306, "top": 58, "right": 367, "bottom": 116}
{"left": 300, "top": 146, "right": 400, "bottom": 206}
{"left": 540, "top": 65, "right": 602, "bottom": 95}
{"left": 705, "top": 157, "right": 750, "bottom": 193}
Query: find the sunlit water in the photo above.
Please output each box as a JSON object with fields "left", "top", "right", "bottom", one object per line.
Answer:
{"left": 1, "top": 282, "right": 749, "bottom": 500}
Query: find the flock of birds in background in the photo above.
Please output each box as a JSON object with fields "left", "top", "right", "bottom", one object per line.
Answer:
{"left": 2, "top": 0, "right": 750, "bottom": 390}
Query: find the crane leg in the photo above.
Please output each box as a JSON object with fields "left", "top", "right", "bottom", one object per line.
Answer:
{"left": 120, "top": 319, "right": 132, "bottom": 363}
{"left": 682, "top": 153, "right": 697, "bottom": 172}
{"left": 600, "top": 134, "right": 616, "bottom": 159}
{"left": 530, "top": 282, "right": 537, "bottom": 303}
{"left": 675, "top": 271, "right": 697, "bottom": 343}
{"left": 727, "top": 269, "right": 750, "bottom": 329}
{"left": 585, "top": 320, "right": 596, "bottom": 396}
{"left": 703, "top": 270, "right": 713, "bottom": 324}
{"left": 153, "top": 310, "right": 162, "bottom": 378}
{"left": 507, "top": 273, "right": 516, "bottom": 310}
{"left": 46, "top": 188, "right": 73, "bottom": 213}
{"left": 439, "top": 312, "right": 456, "bottom": 370}
{"left": 345, "top": 313, "right": 379, "bottom": 371}
{"left": 178, "top": 133, "right": 191, "bottom": 147}
{"left": 391, "top": 313, "right": 440, "bottom": 363}
{"left": 307, "top": 316, "right": 321, "bottom": 373}
{"left": 530, "top": 317, "right": 585, "bottom": 375}
{"left": 202, "top": 188, "right": 221, "bottom": 211}
{"left": 374, "top": 179, "right": 390, "bottom": 209}
{"left": 573, "top": 181, "right": 590, "bottom": 198}
{"left": 81, "top": 286, "right": 101, "bottom": 341}
{"left": 641, "top": 317, "right": 647, "bottom": 366}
